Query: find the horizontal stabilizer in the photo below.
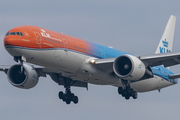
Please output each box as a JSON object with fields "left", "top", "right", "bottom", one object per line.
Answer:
{"left": 169, "top": 74, "right": 180, "bottom": 79}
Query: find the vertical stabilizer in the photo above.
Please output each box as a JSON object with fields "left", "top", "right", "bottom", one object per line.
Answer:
{"left": 155, "top": 15, "right": 176, "bottom": 54}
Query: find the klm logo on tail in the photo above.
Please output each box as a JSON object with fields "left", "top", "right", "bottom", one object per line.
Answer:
{"left": 162, "top": 39, "right": 168, "bottom": 47}
{"left": 159, "top": 39, "right": 171, "bottom": 53}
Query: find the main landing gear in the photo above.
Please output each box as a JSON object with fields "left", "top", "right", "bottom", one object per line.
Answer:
{"left": 58, "top": 89, "right": 78, "bottom": 104}
{"left": 58, "top": 77, "right": 78, "bottom": 104}
{"left": 118, "top": 80, "right": 138, "bottom": 100}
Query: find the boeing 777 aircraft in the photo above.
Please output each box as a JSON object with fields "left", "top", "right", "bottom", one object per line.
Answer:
{"left": 1, "top": 15, "right": 180, "bottom": 104}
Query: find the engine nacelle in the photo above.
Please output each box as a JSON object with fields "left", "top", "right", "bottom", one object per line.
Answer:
{"left": 113, "top": 54, "right": 146, "bottom": 81}
{"left": 7, "top": 63, "right": 39, "bottom": 89}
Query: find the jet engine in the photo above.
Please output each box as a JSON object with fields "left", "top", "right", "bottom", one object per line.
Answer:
{"left": 113, "top": 54, "right": 146, "bottom": 81}
{"left": 7, "top": 63, "right": 39, "bottom": 89}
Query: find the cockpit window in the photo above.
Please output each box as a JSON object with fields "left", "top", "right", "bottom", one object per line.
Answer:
{"left": 16, "top": 32, "right": 20, "bottom": 35}
{"left": 5, "top": 32, "right": 23, "bottom": 36}
{"left": 20, "top": 32, "right": 23, "bottom": 36}
{"left": 10, "top": 32, "right": 16, "bottom": 35}
{"left": 5, "top": 32, "right": 10, "bottom": 36}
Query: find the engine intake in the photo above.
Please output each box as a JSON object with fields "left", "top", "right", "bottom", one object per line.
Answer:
{"left": 7, "top": 63, "right": 39, "bottom": 89}
{"left": 113, "top": 54, "right": 146, "bottom": 81}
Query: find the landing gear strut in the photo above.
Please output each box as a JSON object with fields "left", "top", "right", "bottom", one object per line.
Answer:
{"left": 58, "top": 77, "right": 79, "bottom": 104}
{"left": 118, "top": 80, "right": 138, "bottom": 100}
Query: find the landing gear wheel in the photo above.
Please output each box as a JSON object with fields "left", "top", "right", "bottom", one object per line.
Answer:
{"left": 118, "top": 87, "right": 123, "bottom": 95}
{"left": 73, "top": 96, "right": 78, "bottom": 104}
{"left": 62, "top": 95, "right": 66, "bottom": 102}
{"left": 121, "top": 91, "right": 125, "bottom": 97}
{"left": 66, "top": 99, "right": 71, "bottom": 104}
{"left": 58, "top": 91, "right": 64, "bottom": 99}
{"left": 71, "top": 93, "right": 75, "bottom": 98}
{"left": 125, "top": 94, "right": 130, "bottom": 100}
{"left": 132, "top": 91, "right": 138, "bottom": 99}
{"left": 118, "top": 85, "right": 138, "bottom": 100}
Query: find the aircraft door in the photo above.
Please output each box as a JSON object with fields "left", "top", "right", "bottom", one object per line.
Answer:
{"left": 63, "top": 39, "right": 68, "bottom": 49}
{"left": 34, "top": 32, "right": 42, "bottom": 45}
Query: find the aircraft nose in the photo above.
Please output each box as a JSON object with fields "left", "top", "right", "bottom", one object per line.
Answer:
{"left": 4, "top": 34, "right": 20, "bottom": 48}
{"left": 4, "top": 36, "right": 12, "bottom": 47}
{"left": 4, "top": 33, "right": 23, "bottom": 56}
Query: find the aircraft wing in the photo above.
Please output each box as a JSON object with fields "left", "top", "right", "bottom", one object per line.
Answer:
{"left": 92, "top": 58, "right": 115, "bottom": 73}
{"left": 169, "top": 74, "right": 180, "bottom": 79}
{"left": 0, "top": 65, "right": 11, "bottom": 74}
{"left": 0, "top": 65, "right": 88, "bottom": 89}
{"left": 139, "top": 51, "right": 180, "bottom": 67}
{"left": 91, "top": 52, "right": 180, "bottom": 75}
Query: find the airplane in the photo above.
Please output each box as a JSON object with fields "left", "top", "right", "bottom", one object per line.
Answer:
{"left": 1, "top": 15, "right": 180, "bottom": 105}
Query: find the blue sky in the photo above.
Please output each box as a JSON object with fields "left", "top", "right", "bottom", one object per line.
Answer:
{"left": 0, "top": 0, "right": 180, "bottom": 120}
